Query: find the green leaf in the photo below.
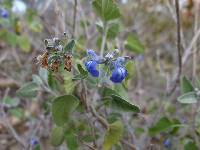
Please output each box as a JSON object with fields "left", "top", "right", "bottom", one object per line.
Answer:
{"left": 103, "top": 121, "right": 123, "bottom": 150}
{"left": 5, "top": 32, "right": 18, "bottom": 47}
{"left": 92, "top": 0, "right": 120, "bottom": 21}
{"left": 29, "top": 20, "right": 43, "bottom": 33}
{"left": 16, "top": 82, "right": 39, "bottom": 98}
{"left": 39, "top": 67, "right": 48, "bottom": 84}
{"left": 50, "top": 126, "right": 65, "bottom": 147}
{"left": 107, "top": 23, "right": 120, "bottom": 39}
{"left": 184, "top": 141, "right": 198, "bottom": 150}
{"left": 9, "top": 108, "right": 24, "bottom": 119}
{"left": 96, "top": 22, "right": 120, "bottom": 39}
{"left": 65, "top": 132, "right": 78, "bottom": 150}
{"left": 32, "top": 74, "right": 43, "bottom": 85}
{"left": 64, "top": 72, "right": 75, "bottom": 94}
{"left": 48, "top": 71, "right": 58, "bottom": 90}
{"left": 33, "top": 144, "right": 41, "bottom": 150}
{"left": 3, "top": 96, "right": 20, "bottom": 107}
{"left": 196, "top": 78, "right": 200, "bottom": 89}
{"left": 81, "top": 134, "right": 99, "bottom": 142}
{"left": 64, "top": 40, "right": 75, "bottom": 52}
{"left": 72, "top": 64, "right": 88, "bottom": 81}
{"left": 195, "top": 107, "right": 200, "bottom": 134}
{"left": 181, "top": 76, "right": 194, "bottom": 94}
{"left": 110, "top": 94, "right": 140, "bottom": 113}
{"left": 72, "top": 74, "right": 84, "bottom": 81}
{"left": 148, "top": 117, "right": 183, "bottom": 136}
{"left": 125, "top": 61, "right": 135, "bottom": 78}
{"left": 114, "top": 84, "right": 128, "bottom": 100}
{"left": 125, "top": 33, "right": 144, "bottom": 54}
{"left": 52, "top": 95, "right": 79, "bottom": 126}
{"left": 17, "top": 35, "right": 31, "bottom": 53}
{"left": 77, "top": 64, "right": 88, "bottom": 76}
{"left": 177, "top": 92, "right": 198, "bottom": 104}
{"left": 102, "top": 87, "right": 119, "bottom": 97}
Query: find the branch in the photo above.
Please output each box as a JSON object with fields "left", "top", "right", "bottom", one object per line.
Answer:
{"left": 90, "top": 105, "right": 109, "bottom": 129}
{"left": 100, "top": 22, "right": 108, "bottom": 57}
{"left": 168, "top": 0, "right": 182, "bottom": 95}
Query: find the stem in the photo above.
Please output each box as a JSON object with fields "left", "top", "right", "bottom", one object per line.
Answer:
{"left": 193, "top": 3, "right": 199, "bottom": 80}
{"left": 175, "top": 0, "right": 182, "bottom": 80}
{"left": 100, "top": 22, "right": 108, "bottom": 57}
{"left": 90, "top": 105, "right": 109, "bottom": 129}
{"left": 168, "top": 0, "right": 182, "bottom": 95}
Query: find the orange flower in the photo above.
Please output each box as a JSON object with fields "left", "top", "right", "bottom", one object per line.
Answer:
{"left": 50, "top": 59, "right": 60, "bottom": 72}
{"left": 36, "top": 51, "right": 48, "bottom": 69}
{"left": 64, "top": 54, "right": 72, "bottom": 72}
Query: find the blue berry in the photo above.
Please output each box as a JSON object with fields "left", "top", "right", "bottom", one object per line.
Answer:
{"left": 87, "top": 49, "right": 98, "bottom": 60}
{"left": 30, "top": 138, "right": 39, "bottom": 146}
{"left": 1, "top": 8, "right": 9, "bottom": 18}
{"left": 163, "top": 138, "right": 171, "bottom": 148}
{"left": 110, "top": 67, "right": 127, "bottom": 83}
{"left": 85, "top": 60, "right": 99, "bottom": 77}
{"left": 114, "top": 57, "right": 126, "bottom": 67}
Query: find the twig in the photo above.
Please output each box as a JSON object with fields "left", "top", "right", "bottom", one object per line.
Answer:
{"left": 121, "top": 140, "right": 137, "bottom": 150}
{"left": 166, "top": 0, "right": 186, "bottom": 49}
{"left": 168, "top": 0, "right": 182, "bottom": 95}
{"left": 11, "top": 47, "right": 22, "bottom": 67}
{"left": 100, "top": 22, "right": 108, "bottom": 57}
{"left": 0, "top": 78, "right": 19, "bottom": 88}
{"left": 89, "top": 105, "right": 109, "bottom": 129}
{"left": 192, "top": 3, "right": 199, "bottom": 79}
{"left": 79, "top": 80, "right": 108, "bottom": 128}
{"left": 72, "top": 0, "right": 78, "bottom": 38}
{"left": 82, "top": 142, "right": 97, "bottom": 150}
{"left": 182, "top": 27, "right": 200, "bottom": 65}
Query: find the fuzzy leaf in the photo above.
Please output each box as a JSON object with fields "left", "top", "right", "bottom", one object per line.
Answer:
{"left": 110, "top": 94, "right": 140, "bottom": 113}
{"left": 16, "top": 82, "right": 39, "bottom": 98}
{"left": 181, "top": 76, "right": 194, "bottom": 94}
{"left": 92, "top": 0, "right": 120, "bottom": 21}
{"left": 17, "top": 35, "right": 31, "bottom": 53}
{"left": 177, "top": 92, "right": 198, "bottom": 104}
{"left": 64, "top": 40, "right": 75, "bottom": 52}
{"left": 103, "top": 121, "right": 123, "bottom": 150}
{"left": 149, "top": 117, "right": 183, "bottom": 136}
{"left": 50, "top": 126, "right": 65, "bottom": 147}
{"left": 52, "top": 95, "right": 79, "bottom": 126}
{"left": 125, "top": 33, "right": 144, "bottom": 54}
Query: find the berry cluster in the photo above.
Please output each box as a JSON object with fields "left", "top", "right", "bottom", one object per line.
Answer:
{"left": 85, "top": 49, "right": 131, "bottom": 83}
{"left": 37, "top": 37, "right": 72, "bottom": 72}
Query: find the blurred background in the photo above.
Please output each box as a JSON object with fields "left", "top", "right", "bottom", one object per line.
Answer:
{"left": 0, "top": 0, "right": 200, "bottom": 150}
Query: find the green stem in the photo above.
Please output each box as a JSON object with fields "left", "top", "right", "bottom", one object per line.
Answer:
{"left": 100, "top": 22, "right": 108, "bottom": 57}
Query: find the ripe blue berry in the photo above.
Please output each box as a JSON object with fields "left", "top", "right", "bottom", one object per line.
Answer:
{"left": 87, "top": 49, "right": 98, "bottom": 60}
{"left": 114, "top": 57, "right": 126, "bottom": 67}
{"left": 110, "top": 67, "right": 127, "bottom": 83}
{"left": 85, "top": 60, "right": 99, "bottom": 77}
{"left": 1, "top": 8, "right": 9, "bottom": 18}
{"left": 163, "top": 138, "right": 171, "bottom": 148}
{"left": 30, "top": 138, "right": 39, "bottom": 146}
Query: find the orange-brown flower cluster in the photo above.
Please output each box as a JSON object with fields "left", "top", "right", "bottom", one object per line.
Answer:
{"left": 37, "top": 52, "right": 72, "bottom": 72}
{"left": 36, "top": 35, "right": 73, "bottom": 72}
